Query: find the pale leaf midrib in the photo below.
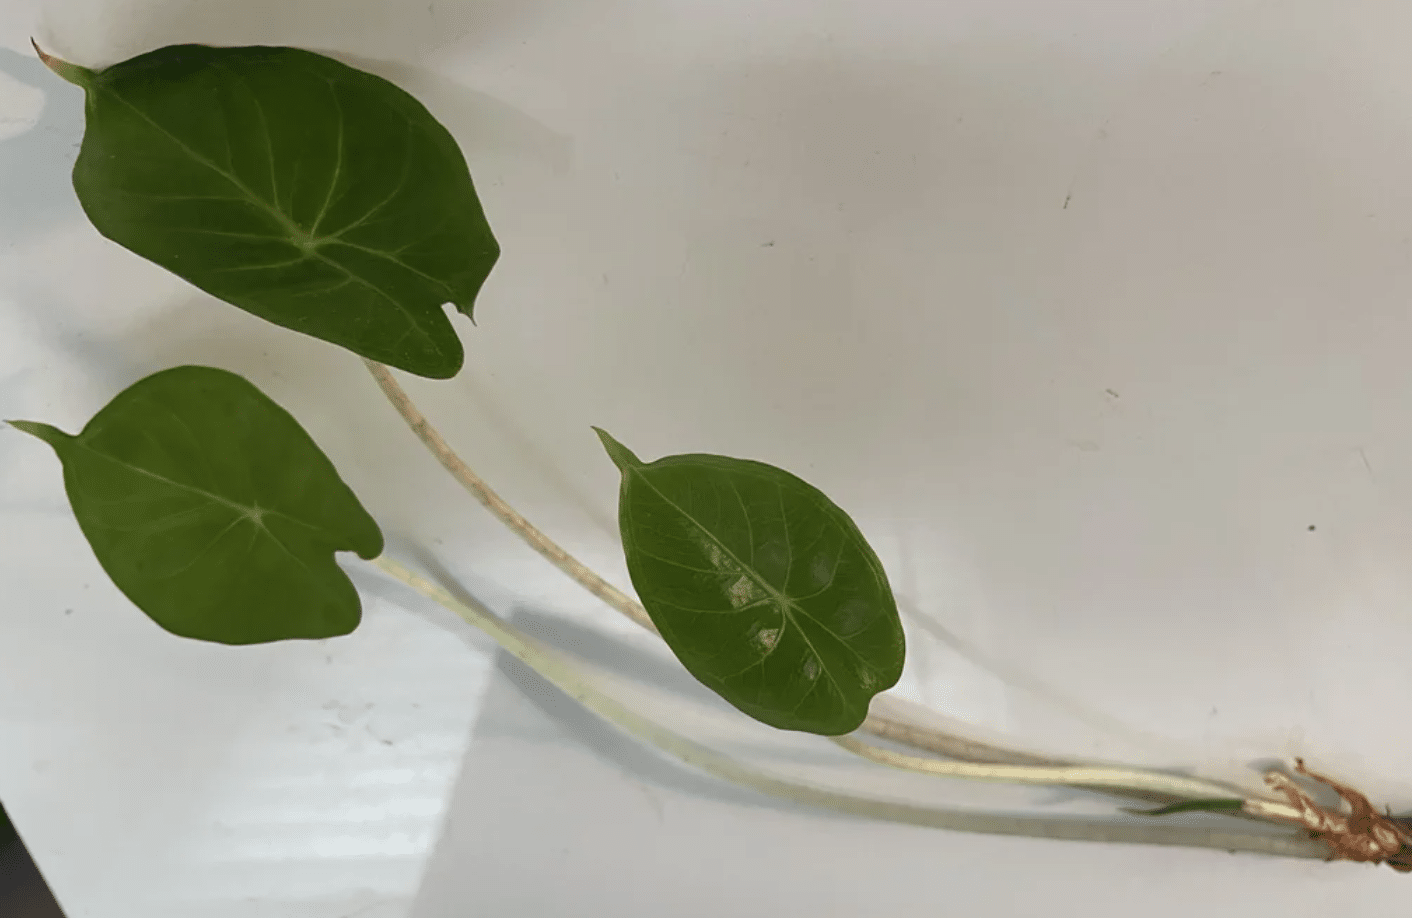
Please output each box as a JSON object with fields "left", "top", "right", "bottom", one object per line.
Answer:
{"left": 628, "top": 467, "right": 876, "bottom": 696}
{"left": 94, "top": 82, "right": 449, "bottom": 356}
{"left": 69, "top": 434, "right": 335, "bottom": 542}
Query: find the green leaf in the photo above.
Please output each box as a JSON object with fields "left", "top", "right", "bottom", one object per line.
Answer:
{"left": 9, "top": 366, "right": 383, "bottom": 644}
{"left": 50, "top": 43, "right": 498, "bottom": 379}
{"left": 1126, "top": 798, "right": 1246, "bottom": 817}
{"left": 595, "top": 429, "right": 905, "bottom": 735}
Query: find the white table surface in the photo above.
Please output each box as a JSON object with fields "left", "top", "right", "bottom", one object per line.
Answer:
{"left": 5, "top": 0, "right": 1412, "bottom": 914}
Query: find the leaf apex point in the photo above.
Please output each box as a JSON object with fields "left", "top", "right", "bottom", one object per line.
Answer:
{"left": 593, "top": 427, "right": 641, "bottom": 470}
{"left": 30, "top": 41, "right": 94, "bottom": 88}
{"left": 6, "top": 419, "right": 62, "bottom": 441}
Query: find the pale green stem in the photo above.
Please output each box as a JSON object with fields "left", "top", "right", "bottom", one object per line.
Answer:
{"left": 363, "top": 359, "right": 656, "bottom": 633}
{"left": 1242, "top": 797, "right": 1318, "bottom": 827}
{"left": 368, "top": 554, "right": 1324, "bottom": 859}
{"left": 362, "top": 360, "right": 1288, "bottom": 812}
{"left": 830, "top": 735, "right": 1270, "bottom": 804}
{"left": 857, "top": 710, "right": 1060, "bottom": 765}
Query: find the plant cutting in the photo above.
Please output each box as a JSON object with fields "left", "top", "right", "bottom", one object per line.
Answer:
{"left": 7, "top": 38, "right": 1409, "bottom": 875}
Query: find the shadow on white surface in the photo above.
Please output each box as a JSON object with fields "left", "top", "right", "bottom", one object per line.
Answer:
{"left": 406, "top": 599, "right": 1406, "bottom": 918}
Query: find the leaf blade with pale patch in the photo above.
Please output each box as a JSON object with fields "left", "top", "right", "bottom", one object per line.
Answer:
{"left": 597, "top": 429, "right": 905, "bottom": 735}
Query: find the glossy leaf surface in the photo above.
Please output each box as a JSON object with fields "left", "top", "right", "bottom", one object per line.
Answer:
{"left": 53, "top": 43, "right": 498, "bottom": 378}
{"left": 10, "top": 366, "right": 383, "bottom": 644}
{"left": 596, "top": 429, "right": 905, "bottom": 734}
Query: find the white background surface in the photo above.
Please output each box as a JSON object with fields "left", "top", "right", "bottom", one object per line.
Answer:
{"left": 5, "top": 0, "right": 1412, "bottom": 914}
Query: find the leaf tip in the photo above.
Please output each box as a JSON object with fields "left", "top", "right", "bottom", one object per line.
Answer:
{"left": 592, "top": 427, "right": 642, "bottom": 471}
{"left": 5, "top": 419, "right": 69, "bottom": 446}
{"left": 30, "top": 39, "right": 95, "bottom": 89}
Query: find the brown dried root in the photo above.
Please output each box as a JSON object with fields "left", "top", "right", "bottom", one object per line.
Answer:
{"left": 1258, "top": 759, "right": 1412, "bottom": 871}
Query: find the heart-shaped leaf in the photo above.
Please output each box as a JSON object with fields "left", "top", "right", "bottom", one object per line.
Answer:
{"left": 9, "top": 366, "right": 384, "bottom": 644}
{"left": 595, "top": 429, "right": 905, "bottom": 734}
{"left": 40, "top": 42, "right": 498, "bottom": 379}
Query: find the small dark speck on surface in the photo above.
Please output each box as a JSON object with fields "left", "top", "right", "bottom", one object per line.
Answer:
{"left": 1308, "top": 524, "right": 1317, "bottom": 532}
{"left": 62, "top": 609, "right": 71, "bottom": 616}
{"left": 1105, "top": 388, "right": 1119, "bottom": 398}
{"left": 761, "top": 241, "right": 775, "bottom": 247}
{"left": 1063, "top": 193, "right": 1072, "bottom": 209}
